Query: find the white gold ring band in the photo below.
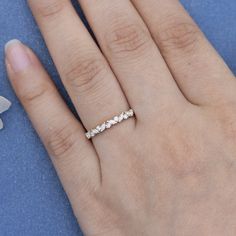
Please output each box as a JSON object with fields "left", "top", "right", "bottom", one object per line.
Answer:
{"left": 85, "top": 109, "right": 134, "bottom": 139}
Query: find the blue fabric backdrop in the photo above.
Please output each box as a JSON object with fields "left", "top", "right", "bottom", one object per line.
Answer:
{"left": 0, "top": 1, "right": 235, "bottom": 235}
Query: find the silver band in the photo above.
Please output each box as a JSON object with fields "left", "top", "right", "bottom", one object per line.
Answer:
{"left": 85, "top": 109, "right": 134, "bottom": 139}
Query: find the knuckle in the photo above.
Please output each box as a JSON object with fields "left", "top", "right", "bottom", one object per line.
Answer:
{"left": 29, "top": 0, "right": 67, "bottom": 18}
{"left": 47, "top": 125, "right": 78, "bottom": 159}
{"left": 106, "top": 22, "right": 150, "bottom": 57}
{"left": 158, "top": 17, "right": 200, "bottom": 54}
{"left": 20, "top": 83, "right": 49, "bottom": 105}
{"left": 164, "top": 137, "right": 205, "bottom": 179}
{"left": 64, "top": 57, "right": 107, "bottom": 94}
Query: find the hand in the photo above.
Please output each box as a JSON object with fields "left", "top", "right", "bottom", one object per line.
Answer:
{"left": 5, "top": 0, "right": 236, "bottom": 235}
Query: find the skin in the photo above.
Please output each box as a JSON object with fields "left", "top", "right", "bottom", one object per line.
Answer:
{"left": 4, "top": 0, "right": 236, "bottom": 235}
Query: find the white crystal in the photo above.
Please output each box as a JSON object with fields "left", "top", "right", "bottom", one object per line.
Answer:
{"left": 0, "top": 96, "right": 11, "bottom": 114}
{"left": 94, "top": 129, "right": 100, "bottom": 134}
{"left": 85, "top": 132, "right": 91, "bottom": 139}
{"left": 100, "top": 123, "right": 106, "bottom": 131}
{"left": 114, "top": 116, "right": 119, "bottom": 122}
{"left": 0, "top": 96, "right": 11, "bottom": 130}
{"left": 123, "top": 113, "right": 129, "bottom": 119}
{"left": 106, "top": 123, "right": 112, "bottom": 128}
{"left": 127, "top": 110, "right": 133, "bottom": 116}
{"left": 96, "top": 125, "right": 102, "bottom": 132}
{"left": 0, "top": 119, "right": 3, "bottom": 130}
{"left": 118, "top": 115, "right": 123, "bottom": 122}
{"left": 109, "top": 120, "right": 116, "bottom": 125}
{"left": 86, "top": 109, "right": 134, "bottom": 139}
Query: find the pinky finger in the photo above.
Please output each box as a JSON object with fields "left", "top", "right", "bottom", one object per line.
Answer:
{"left": 5, "top": 40, "right": 101, "bottom": 219}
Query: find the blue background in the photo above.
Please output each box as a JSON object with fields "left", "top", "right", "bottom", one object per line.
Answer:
{"left": 0, "top": 0, "right": 235, "bottom": 235}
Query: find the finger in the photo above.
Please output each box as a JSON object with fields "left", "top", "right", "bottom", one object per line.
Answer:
{"left": 27, "top": 0, "right": 131, "bottom": 134}
{"left": 5, "top": 40, "right": 101, "bottom": 215}
{"left": 78, "top": 0, "right": 187, "bottom": 119}
{"left": 131, "top": 0, "right": 236, "bottom": 105}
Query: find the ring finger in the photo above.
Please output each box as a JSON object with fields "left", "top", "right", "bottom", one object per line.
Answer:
{"left": 78, "top": 0, "right": 187, "bottom": 121}
{"left": 28, "top": 0, "right": 132, "bottom": 145}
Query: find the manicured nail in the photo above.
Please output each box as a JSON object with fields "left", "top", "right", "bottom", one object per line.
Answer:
{"left": 5, "top": 39, "right": 31, "bottom": 73}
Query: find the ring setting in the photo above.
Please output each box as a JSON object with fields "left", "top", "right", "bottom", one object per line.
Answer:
{"left": 85, "top": 109, "right": 134, "bottom": 139}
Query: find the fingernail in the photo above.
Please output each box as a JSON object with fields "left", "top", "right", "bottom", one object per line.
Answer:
{"left": 5, "top": 39, "right": 31, "bottom": 73}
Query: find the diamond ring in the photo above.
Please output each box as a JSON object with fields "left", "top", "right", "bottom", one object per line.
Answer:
{"left": 85, "top": 109, "right": 134, "bottom": 139}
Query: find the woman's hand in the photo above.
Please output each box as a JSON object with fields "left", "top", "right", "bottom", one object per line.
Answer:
{"left": 5, "top": 0, "right": 236, "bottom": 235}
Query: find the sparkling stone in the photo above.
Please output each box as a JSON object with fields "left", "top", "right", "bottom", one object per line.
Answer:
{"left": 85, "top": 109, "right": 134, "bottom": 139}
{"left": 0, "top": 96, "right": 11, "bottom": 114}
{"left": 106, "top": 123, "right": 112, "bottom": 128}
{"left": 92, "top": 129, "right": 99, "bottom": 134}
{"left": 0, "top": 96, "right": 11, "bottom": 130}
{"left": 114, "top": 116, "right": 119, "bottom": 122}
{"left": 109, "top": 119, "right": 116, "bottom": 125}
{"left": 123, "top": 113, "right": 129, "bottom": 119}
{"left": 127, "top": 110, "right": 133, "bottom": 116}
{"left": 100, "top": 123, "right": 106, "bottom": 131}
{"left": 86, "top": 133, "right": 90, "bottom": 139}
{"left": 118, "top": 115, "right": 123, "bottom": 122}
{"left": 0, "top": 119, "right": 3, "bottom": 130}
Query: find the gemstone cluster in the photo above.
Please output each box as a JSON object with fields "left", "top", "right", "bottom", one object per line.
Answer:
{"left": 85, "top": 109, "right": 134, "bottom": 139}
